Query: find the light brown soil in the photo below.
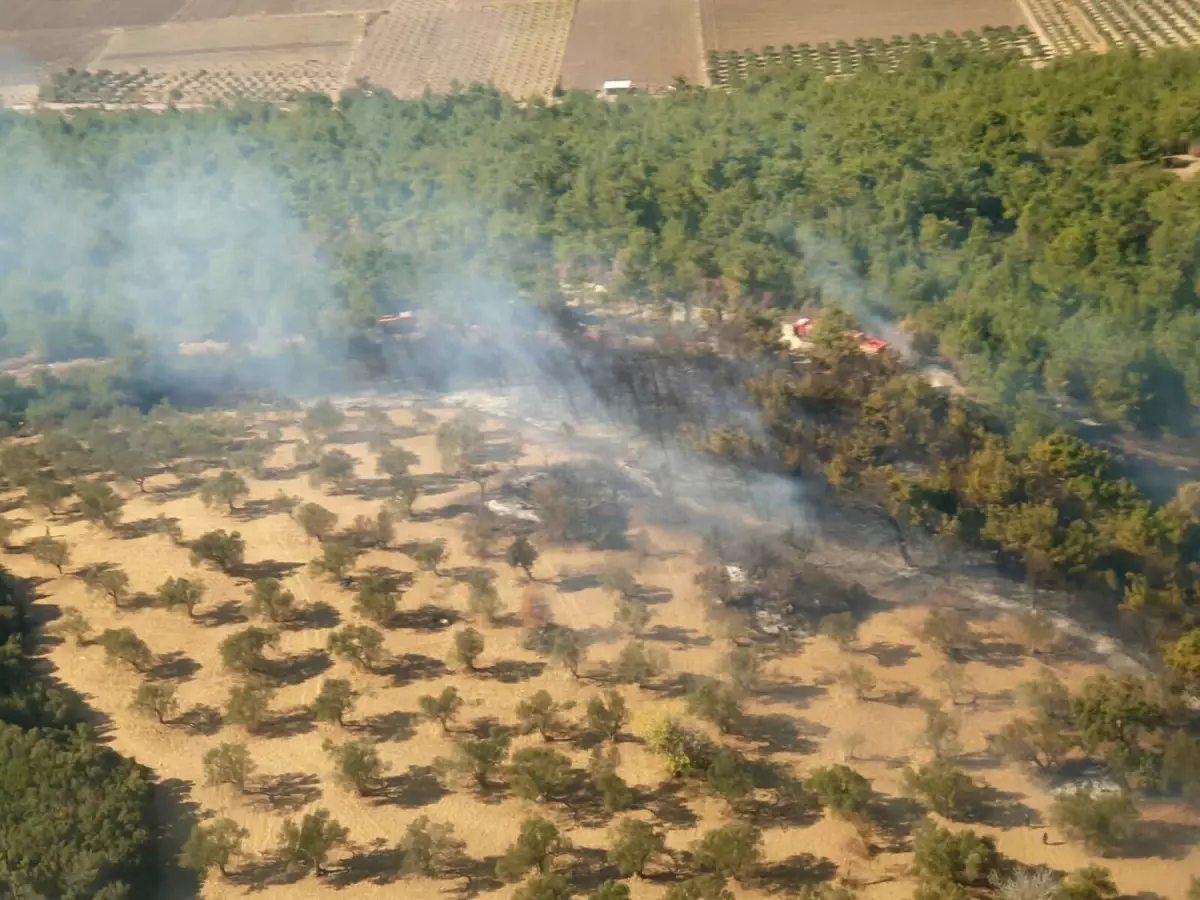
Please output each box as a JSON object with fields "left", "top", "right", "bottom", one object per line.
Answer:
{"left": 91, "top": 14, "right": 364, "bottom": 68}
{"left": 0, "top": 0, "right": 188, "bottom": 32}
{"left": 170, "top": 0, "right": 393, "bottom": 20}
{"left": 700, "top": 0, "right": 1026, "bottom": 51}
{"left": 0, "top": 26, "right": 109, "bottom": 86}
{"left": 559, "top": 0, "right": 705, "bottom": 90}
{"left": 347, "top": 0, "right": 574, "bottom": 100}
{"left": 9, "top": 403, "right": 1199, "bottom": 900}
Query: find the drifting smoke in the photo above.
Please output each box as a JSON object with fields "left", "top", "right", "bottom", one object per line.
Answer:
{"left": 0, "top": 124, "right": 335, "bottom": 377}
{"left": 0, "top": 114, "right": 818, "bottom": 536}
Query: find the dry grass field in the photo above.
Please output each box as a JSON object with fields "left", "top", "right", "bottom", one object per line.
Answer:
{"left": 347, "top": 0, "right": 574, "bottom": 99}
{"left": 8, "top": 399, "right": 1199, "bottom": 900}
{"left": 699, "top": 0, "right": 1026, "bottom": 52}
{"left": 559, "top": 0, "right": 704, "bottom": 90}
{"left": 170, "top": 0, "right": 393, "bottom": 20}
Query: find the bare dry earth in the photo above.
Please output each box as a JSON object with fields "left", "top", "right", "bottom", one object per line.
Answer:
{"left": 8, "top": 404, "right": 1200, "bottom": 900}
{"left": 347, "top": 0, "right": 574, "bottom": 99}
{"left": 699, "top": 0, "right": 1026, "bottom": 51}
{"left": 559, "top": 0, "right": 705, "bottom": 90}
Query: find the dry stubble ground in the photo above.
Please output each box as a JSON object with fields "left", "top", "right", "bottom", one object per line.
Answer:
{"left": 7, "top": 404, "right": 1199, "bottom": 900}
{"left": 699, "top": 0, "right": 1026, "bottom": 51}
{"left": 559, "top": 0, "right": 705, "bottom": 90}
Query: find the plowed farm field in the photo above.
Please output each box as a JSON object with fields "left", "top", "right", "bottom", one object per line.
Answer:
{"left": 560, "top": 0, "right": 705, "bottom": 90}
{"left": 700, "top": 0, "right": 1025, "bottom": 51}
{"left": 347, "top": 0, "right": 574, "bottom": 99}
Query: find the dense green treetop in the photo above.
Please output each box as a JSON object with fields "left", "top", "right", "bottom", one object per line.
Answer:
{"left": 2, "top": 51, "right": 1200, "bottom": 426}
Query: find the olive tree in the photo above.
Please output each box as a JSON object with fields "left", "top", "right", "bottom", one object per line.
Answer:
{"left": 327, "top": 624, "right": 386, "bottom": 672}
{"left": 199, "top": 470, "right": 250, "bottom": 512}
{"left": 180, "top": 818, "right": 248, "bottom": 880}
{"left": 157, "top": 576, "right": 206, "bottom": 618}
{"left": 130, "top": 680, "right": 179, "bottom": 724}
{"left": 608, "top": 819, "right": 666, "bottom": 878}
{"left": 247, "top": 578, "right": 297, "bottom": 624}
{"left": 189, "top": 530, "right": 245, "bottom": 573}
{"left": 203, "top": 742, "right": 255, "bottom": 792}
{"left": 323, "top": 738, "right": 390, "bottom": 796}
{"left": 419, "top": 686, "right": 464, "bottom": 733}
{"left": 98, "top": 627, "right": 154, "bottom": 672}
{"left": 311, "top": 678, "right": 356, "bottom": 726}
{"left": 277, "top": 808, "right": 349, "bottom": 877}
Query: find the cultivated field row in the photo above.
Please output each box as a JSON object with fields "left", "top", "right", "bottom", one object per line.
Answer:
{"left": 707, "top": 27, "right": 1042, "bottom": 85}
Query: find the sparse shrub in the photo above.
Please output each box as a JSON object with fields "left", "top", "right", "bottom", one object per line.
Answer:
{"left": 614, "top": 640, "right": 666, "bottom": 686}
{"left": 438, "top": 727, "right": 511, "bottom": 789}
{"left": 920, "top": 608, "right": 972, "bottom": 657}
{"left": 587, "top": 690, "right": 627, "bottom": 742}
{"left": 247, "top": 578, "right": 297, "bottom": 623}
{"left": 465, "top": 570, "right": 504, "bottom": 624}
{"left": 353, "top": 572, "right": 398, "bottom": 624}
{"left": 180, "top": 818, "right": 248, "bottom": 881}
{"left": 904, "top": 759, "right": 977, "bottom": 818}
{"left": 639, "top": 715, "right": 713, "bottom": 777}
{"left": 419, "top": 686, "right": 463, "bottom": 732}
{"left": 496, "top": 817, "right": 571, "bottom": 881}
{"left": 613, "top": 597, "right": 652, "bottom": 635}
{"left": 608, "top": 818, "right": 665, "bottom": 877}
{"left": 199, "top": 469, "right": 249, "bottom": 512}
{"left": 819, "top": 611, "right": 859, "bottom": 649}
{"left": 1050, "top": 789, "right": 1139, "bottom": 854}
{"left": 413, "top": 540, "right": 447, "bottom": 574}
{"left": 294, "top": 502, "right": 338, "bottom": 542}
{"left": 308, "top": 539, "right": 361, "bottom": 581}
{"left": 224, "top": 678, "right": 276, "bottom": 733}
{"left": 323, "top": 737, "right": 389, "bottom": 796}
{"left": 327, "top": 624, "right": 386, "bottom": 671}
{"left": 450, "top": 627, "right": 485, "bottom": 671}
{"left": 507, "top": 535, "right": 539, "bottom": 578}
{"left": 397, "top": 816, "right": 466, "bottom": 877}
{"left": 203, "top": 742, "right": 254, "bottom": 792}
{"left": 219, "top": 627, "right": 278, "bottom": 674}
{"left": 911, "top": 820, "right": 996, "bottom": 886}
{"left": 98, "top": 627, "right": 154, "bottom": 672}
{"left": 705, "top": 747, "right": 754, "bottom": 807}
{"left": 130, "top": 680, "right": 178, "bottom": 724}
{"left": 50, "top": 607, "right": 92, "bottom": 644}
{"left": 82, "top": 565, "right": 130, "bottom": 607}
{"left": 508, "top": 746, "right": 573, "bottom": 802}
{"left": 303, "top": 400, "right": 345, "bottom": 438}
{"left": 309, "top": 449, "right": 356, "bottom": 492}
{"left": 189, "top": 530, "right": 245, "bottom": 573}
{"left": 690, "top": 821, "right": 762, "bottom": 881}
{"left": 806, "top": 764, "right": 872, "bottom": 819}
{"left": 837, "top": 662, "right": 877, "bottom": 700}
{"left": 687, "top": 678, "right": 742, "bottom": 733}
{"left": 722, "top": 646, "right": 760, "bottom": 693}
{"left": 157, "top": 576, "right": 205, "bottom": 618}
{"left": 277, "top": 808, "right": 349, "bottom": 877}
{"left": 519, "top": 586, "right": 554, "bottom": 630}
{"left": 311, "top": 678, "right": 356, "bottom": 726}
{"left": 516, "top": 690, "right": 571, "bottom": 741}
{"left": 76, "top": 480, "right": 125, "bottom": 528}
{"left": 28, "top": 535, "right": 71, "bottom": 573}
